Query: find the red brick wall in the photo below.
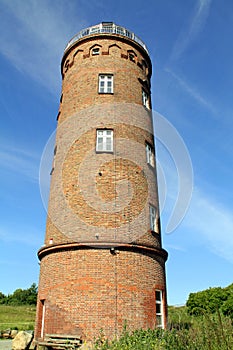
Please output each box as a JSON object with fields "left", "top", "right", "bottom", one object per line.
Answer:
{"left": 36, "top": 247, "right": 167, "bottom": 339}
{"left": 35, "top": 31, "right": 168, "bottom": 342}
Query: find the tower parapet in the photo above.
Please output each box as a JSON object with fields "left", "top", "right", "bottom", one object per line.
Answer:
{"left": 64, "top": 22, "right": 149, "bottom": 54}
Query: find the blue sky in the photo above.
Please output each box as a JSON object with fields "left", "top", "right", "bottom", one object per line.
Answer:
{"left": 0, "top": 0, "right": 232, "bottom": 306}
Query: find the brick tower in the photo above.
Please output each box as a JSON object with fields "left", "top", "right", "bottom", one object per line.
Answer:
{"left": 35, "top": 22, "right": 168, "bottom": 344}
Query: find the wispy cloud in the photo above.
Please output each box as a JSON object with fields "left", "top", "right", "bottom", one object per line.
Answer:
{"left": 165, "top": 244, "right": 186, "bottom": 252}
{"left": 184, "top": 188, "right": 233, "bottom": 264}
{"left": 0, "top": 0, "right": 87, "bottom": 94}
{"left": 165, "top": 68, "right": 217, "bottom": 115}
{"left": 171, "top": 0, "right": 212, "bottom": 61}
{"left": 0, "top": 143, "right": 39, "bottom": 181}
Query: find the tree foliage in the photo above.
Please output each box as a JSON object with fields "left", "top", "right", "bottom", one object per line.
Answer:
{"left": 186, "top": 283, "right": 233, "bottom": 318}
{"left": 0, "top": 284, "right": 37, "bottom": 305}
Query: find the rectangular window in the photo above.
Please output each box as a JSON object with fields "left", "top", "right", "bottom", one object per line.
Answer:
{"left": 92, "top": 47, "right": 100, "bottom": 55}
{"left": 155, "top": 290, "right": 164, "bottom": 328}
{"left": 146, "top": 143, "right": 155, "bottom": 167}
{"left": 40, "top": 299, "right": 46, "bottom": 338}
{"left": 99, "top": 74, "right": 114, "bottom": 93}
{"left": 149, "top": 205, "right": 157, "bottom": 231}
{"left": 142, "top": 89, "right": 149, "bottom": 108}
{"left": 96, "top": 129, "right": 113, "bottom": 152}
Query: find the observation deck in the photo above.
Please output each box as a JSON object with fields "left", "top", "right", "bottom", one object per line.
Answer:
{"left": 64, "top": 22, "right": 149, "bottom": 54}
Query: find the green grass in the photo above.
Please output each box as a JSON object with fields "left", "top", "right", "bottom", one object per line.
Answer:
{"left": 94, "top": 308, "right": 233, "bottom": 350}
{"left": 0, "top": 305, "right": 36, "bottom": 331}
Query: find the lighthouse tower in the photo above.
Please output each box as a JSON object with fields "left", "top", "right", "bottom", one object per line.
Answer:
{"left": 35, "top": 22, "right": 168, "bottom": 343}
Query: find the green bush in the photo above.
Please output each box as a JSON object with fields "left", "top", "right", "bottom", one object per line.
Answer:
{"left": 186, "top": 284, "right": 233, "bottom": 317}
{"left": 0, "top": 284, "right": 37, "bottom": 306}
{"left": 94, "top": 310, "right": 233, "bottom": 350}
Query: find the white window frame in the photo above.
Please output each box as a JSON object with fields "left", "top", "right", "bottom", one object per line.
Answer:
{"left": 98, "top": 74, "right": 114, "bottom": 94}
{"left": 149, "top": 205, "right": 157, "bottom": 231}
{"left": 146, "top": 143, "right": 155, "bottom": 167}
{"left": 142, "top": 89, "right": 150, "bottom": 108}
{"left": 155, "top": 290, "right": 164, "bottom": 328}
{"left": 96, "top": 129, "right": 113, "bottom": 152}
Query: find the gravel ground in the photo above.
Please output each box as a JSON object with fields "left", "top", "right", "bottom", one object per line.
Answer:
{"left": 0, "top": 340, "right": 12, "bottom": 350}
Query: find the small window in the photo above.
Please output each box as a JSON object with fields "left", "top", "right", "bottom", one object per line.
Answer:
{"left": 146, "top": 143, "right": 155, "bottom": 167}
{"left": 142, "top": 89, "right": 150, "bottom": 109}
{"left": 96, "top": 129, "right": 113, "bottom": 152}
{"left": 92, "top": 47, "right": 100, "bottom": 55}
{"left": 50, "top": 146, "right": 57, "bottom": 175}
{"left": 129, "top": 53, "right": 135, "bottom": 62}
{"left": 155, "top": 290, "right": 164, "bottom": 328}
{"left": 149, "top": 205, "right": 157, "bottom": 231}
{"left": 99, "top": 74, "right": 114, "bottom": 94}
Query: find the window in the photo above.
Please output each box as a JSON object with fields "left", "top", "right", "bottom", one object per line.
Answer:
{"left": 146, "top": 143, "right": 155, "bottom": 167}
{"left": 142, "top": 89, "right": 150, "bottom": 108}
{"left": 129, "top": 53, "right": 136, "bottom": 62}
{"left": 149, "top": 205, "right": 157, "bottom": 231}
{"left": 128, "top": 50, "right": 137, "bottom": 62}
{"left": 99, "top": 74, "right": 114, "bottom": 93}
{"left": 129, "top": 53, "right": 134, "bottom": 61}
{"left": 96, "top": 129, "right": 113, "bottom": 152}
{"left": 50, "top": 146, "right": 57, "bottom": 175}
{"left": 155, "top": 290, "right": 164, "bottom": 328}
{"left": 92, "top": 47, "right": 100, "bottom": 55}
{"left": 40, "top": 299, "right": 46, "bottom": 338}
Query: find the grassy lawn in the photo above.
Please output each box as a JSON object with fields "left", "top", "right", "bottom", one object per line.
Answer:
{"left": 0, "top": 305, "right": 36, "bottom": 331}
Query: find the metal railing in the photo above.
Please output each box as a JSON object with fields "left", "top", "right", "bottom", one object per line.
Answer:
{"left": 64, "top": 22, "right": 149, "bottom": 54}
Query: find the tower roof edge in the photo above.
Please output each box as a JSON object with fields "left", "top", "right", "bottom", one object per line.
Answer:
{"left": 64, "top": 22, "right": 150, "bottom": 56}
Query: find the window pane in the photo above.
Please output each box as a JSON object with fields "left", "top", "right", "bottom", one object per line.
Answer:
{"left": 150, "top": 205, "right": 156, "bottom": 231}
{"left": 146, "top": 143, "right": 154, "bottom": 166}
{"left": 156, "top": 290, "right": 161, "bottom": 301}
{"left": 156, "top": 315, "right": 162, "bottom": 327}
{"left": 106, "top": 140, "right": 112, "bottom": 151}
{"left": 156, "top": 303, "right": 161, "bottom": 313}
{"left": 142, "top": 90, "right": 149, "bottom": 108}
{"left": 97, "top": 138, "right": 103, "bottom": 151}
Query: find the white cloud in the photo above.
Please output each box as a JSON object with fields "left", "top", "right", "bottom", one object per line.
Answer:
{"left": 0, "top": 0, "right": 87, "bottom": 94}
{"left": 171, "top": 0, "right": 212, "bottom": 61}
